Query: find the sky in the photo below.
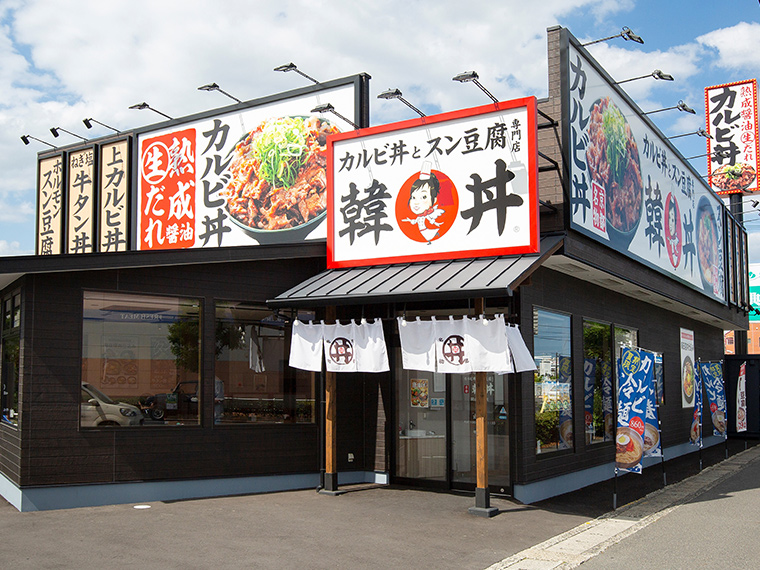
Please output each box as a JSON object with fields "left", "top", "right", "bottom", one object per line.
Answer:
{"left": 2, "top": 0, "right": 760, "bottom": 259}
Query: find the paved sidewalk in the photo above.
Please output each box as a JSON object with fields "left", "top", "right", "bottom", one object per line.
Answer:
{"left": 0, "top": 439, "right": 755, "bottom": 569}
{"left": 487, "top": 443, "right": 760, "bottom": 569}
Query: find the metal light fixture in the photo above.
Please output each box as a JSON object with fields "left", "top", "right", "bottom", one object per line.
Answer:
{"left": 377, "top": 88, "right": 426, "bottom": 117}
{"left": 643, "top": 100, "right": 696, "bottom": 115}
{"left": 83, "top": 118, "right": 120, "bottom": 133}
{"left": 129, "top": 102, "right": 173, "bottom": 120}
{"left": 581, "top": 26, "right": 644, "bottom": 46}
{"left": 198, "top": 82, "right": 242, "bottom": 103}
{"left": 685, "top": 149, "right": 730, "bottom": 161}
{"left": 50, "top": 127, "right": 88, "bottom": 142}
{"left": 452, "top": 71, "right": 499, "bottom": 103}
{"left": 666, "top": 128, "right": 713, "bottom": 141}
{"left": 616, "top": 69, "right": 674, "bottom": 84}
{"left": 273, "top": 62, "right": 319, "bottom": 85}
{"left": 311, "top": 103, "right": 358, "bottom": 129}
{"left": 20, "top": 134, "right": 56, "bottom": 148}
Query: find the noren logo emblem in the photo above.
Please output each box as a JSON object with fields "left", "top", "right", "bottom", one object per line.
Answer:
{"left": 329, "top": 337, "right": 354, "bottom": 365}
{"left": 441, "top": 335, "right": 466, "bottom": 365}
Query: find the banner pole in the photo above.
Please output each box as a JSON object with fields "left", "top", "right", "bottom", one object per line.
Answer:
{"left": 613, "top": 465, "right": 618, "bottom": 511}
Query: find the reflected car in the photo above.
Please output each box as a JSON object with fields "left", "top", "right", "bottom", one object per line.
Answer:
{"left": 81, "top": 383, "right": 143, "bottom": 427}
{"left": 142, "top": 381, "right": 199, "bottom": 421}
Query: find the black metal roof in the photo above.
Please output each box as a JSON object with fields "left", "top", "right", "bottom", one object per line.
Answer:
{"left": 268, "top": 235, "right": 563, "bottom": 307}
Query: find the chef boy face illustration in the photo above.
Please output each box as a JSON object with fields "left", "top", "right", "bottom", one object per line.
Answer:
{"left": 396, "top": 162, "right": 458, "bottom": 244}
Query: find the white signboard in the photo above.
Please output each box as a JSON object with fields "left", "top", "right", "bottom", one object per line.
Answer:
{"left": 135, "top": 82, "right": 357, "bottom": 250}
{"left": 328, "top": 99, "right": 538, "bottom": 268}
{"left": 567, "top": 42, "right": 725, "bottom": 303}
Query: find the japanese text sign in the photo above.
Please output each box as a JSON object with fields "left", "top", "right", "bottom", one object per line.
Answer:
{"left": 67, "top": 148, "right": 96, "bottom": 254}
{"left": 566, "top": 40, "right": 725, "bottom": 303}
{"left": 705, "top": 79, "right": 759, "bottom": 195}
{"left": 136, "top": 83, "right": 358, "bottom": 250}
{"left": 616, "top": 347, "right": 654, "bottom": 474}
{"left": 641, "top": 350, "right": 661, "bottom": 458}
{"left": 99, "top": 140, "right": 130, "bottom": 252}
{"left": 680, "top": 328, "right": 695, "bottom": 409}
{"left": 737, "top": 361, "right": 747, "bottom": 433}
{"left": 699, "top": 361, "right": 727, "bottom": 437}
{"left": 36, "top": 155, "right": 64, "bottom": 255}
{"left": 327, "top": 98, "right": 538, "bottom": 268}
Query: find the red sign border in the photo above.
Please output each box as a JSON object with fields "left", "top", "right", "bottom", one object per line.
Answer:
{"left": 326, "top": 97, "right": 539, "bottom": 269}
{"left": 705, "top": 78, "right": 760, "bottom": 196}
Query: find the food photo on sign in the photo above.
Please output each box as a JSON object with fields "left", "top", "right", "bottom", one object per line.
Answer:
{"left": 136, "top": 82, "right": 358, "bottom": 251}
{"left": 567, "top": 42, "right": 725, "bottom": 303}
{"left": 615, "top": 347, "right": 653, "bottom": 474}
{"left": 705, "top": 79, "right": 760, "bottom": 196}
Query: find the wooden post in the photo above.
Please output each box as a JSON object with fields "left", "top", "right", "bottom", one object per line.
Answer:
{"left": 469, "top": 297, "right": 498, "bottom": 517}
{"left": 321, "top": 306, "right": 341, "bottom": 495}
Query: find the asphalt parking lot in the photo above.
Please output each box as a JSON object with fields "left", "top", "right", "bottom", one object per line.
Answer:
{"left": 0, "top": 439, "right": 753, "bottom": 569}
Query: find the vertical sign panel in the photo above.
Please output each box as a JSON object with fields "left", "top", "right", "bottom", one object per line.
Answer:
{"left": 705, "top": 79, "right": 759, "bottom": 195}
{"left": 36, "top": 155, "right": 64, "bottom": 255}
{"left": 99, "top": 140, "right": 130, "bottom": 252}
{"left": 67, "top": 148, "right": 96, "bottom": 253}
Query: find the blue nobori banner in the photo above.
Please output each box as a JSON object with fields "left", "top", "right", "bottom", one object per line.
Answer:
{"left": 700, "top": 361, "right": 727, "bottom": 438}
{"left": 616, "top": 347, "right": 654, "bottom": 474}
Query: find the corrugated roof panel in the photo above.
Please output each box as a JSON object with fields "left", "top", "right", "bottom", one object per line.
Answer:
{"left": 269, "top": 235, "right": 564, "bottom": 307}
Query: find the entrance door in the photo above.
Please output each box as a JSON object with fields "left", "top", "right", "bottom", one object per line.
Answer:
{"left": 394, "top": 344, "right": 511, "bottom": 493}
{"left": 450, "top": 372, "right": 510, "bottom": 493}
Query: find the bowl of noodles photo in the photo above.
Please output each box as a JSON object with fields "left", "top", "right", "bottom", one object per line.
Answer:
{"left": 696, "top": 197, "right": 719, "bottom": 292}
{"left": 682, "top": 356, "right": 695, "bottom": 405}
{"left": 585, "top": 97, "right": 644, "bottom": 248}
{"left": 222, "top": 116, "right": 340, "bottom": 243}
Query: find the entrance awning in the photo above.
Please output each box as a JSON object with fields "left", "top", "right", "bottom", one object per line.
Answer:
{"left": 269, "top": 234, "right": 563, "bottom": 308}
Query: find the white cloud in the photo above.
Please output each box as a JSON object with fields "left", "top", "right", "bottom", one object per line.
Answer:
{"left": 0, "top": 239, "right": 28, "bottom": 256}
{"left": 697, "top": 22, "right": 760, "bottom": 72}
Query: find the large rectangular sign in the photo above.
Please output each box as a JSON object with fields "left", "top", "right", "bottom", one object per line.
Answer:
{"left": 327, "top": 98, "right": 538, "bottom": 268}
{"left": 99, "top": 139, "right": 130, "bottom": 252}
{"left": 705, "top": 79, "right": 759, "bottom": 195}
{"left": 566, "top": 40, "right": 726, "bottom": 303}
{"left": 67, "top": 148, "right": 96, "bottom": 254}
{"left": 135, "top": 82, "right": 358, "bottom": 250}
{"left": 36, "top": 155, "right": 64, "bottom": 255}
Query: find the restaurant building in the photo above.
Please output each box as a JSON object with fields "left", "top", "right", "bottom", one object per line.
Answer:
{"left": 0, "top": 27, "right": 749, "bottom": 511}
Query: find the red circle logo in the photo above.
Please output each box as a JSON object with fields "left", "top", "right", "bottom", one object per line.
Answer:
{"left": 395, "top": 169, "right": 458, "bottom": 243}
{"left": 629, "top": 416, "right": 645, "bottom": 435}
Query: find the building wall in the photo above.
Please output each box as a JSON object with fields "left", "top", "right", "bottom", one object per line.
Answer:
{"left": 514, "top": 266, "right": 726, "bottom": 486}
{"left": 5, "top": 257, "right": 354, "bottom": 488}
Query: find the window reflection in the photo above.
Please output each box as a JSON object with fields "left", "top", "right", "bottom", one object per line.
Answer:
{"left": 214, "top": 303, "right": 315, "bottom": 424}
{"left": 533, "top": 308, "right": 573, "bottom": 454}
{"left": 582, "top": 320, "right": 613, "bottom": 444}
{"left": 81, "top": 291, "right": 201, "bottom": 427}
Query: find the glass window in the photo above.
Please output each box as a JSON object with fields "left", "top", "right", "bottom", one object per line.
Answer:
{"left": 1, "top": 336, "right": 19, "bottom": 426}
{"left": 214, "top": 303, "right": 315, "bottom": 424}
{"left": 81, "top": 291, "right": 201, "bottom": 427}
{"left": 582, "top": 320, "right": 613, "bottom": 444}
{"left": 533, "top": 308, "right": 573, "bottom": 454}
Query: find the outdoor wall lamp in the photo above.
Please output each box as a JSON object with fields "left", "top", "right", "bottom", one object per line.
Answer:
{"left": 581, "top": 26, "right": 644, "bottom": 46}
{"left": 197, "top": 82, "right": 242, "bottom": 103}
{"left": 50, "top": 126, "right": 88, "bottom": 142}
{"left": 20, "top": 134, "right": 56, "bottom": 148}
{"left": 273, "top": 62, "right": 320, "bottom": 85}
{"left": 616, "top": 69, "right": 674, "bottom": 84}
{"left": 83, "top": 118, "right": 120, "bottom": 133}
{"left": 377, "top": 88, "right": 426, "bottom": 117}
{"left": 452, "top": 71, "right": 499, "bottom": 104}
{"left": 129, "top": 102, "right": 173, "bottom": 120}
{"left": 310, "top": 103, "right": 359, "bottom": 129}
{"left": 667, "top": 128, "right": 712, "bottom": 140}
{"left": 644, "top": 100, "right": 696, "bottom": 115}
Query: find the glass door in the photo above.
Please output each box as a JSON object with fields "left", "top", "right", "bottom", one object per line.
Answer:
{"left": 450, "top": 372, "right": 510, "bottom": 493}
{"left": 394, "top": 348, "right": 447, "bottom": 484}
